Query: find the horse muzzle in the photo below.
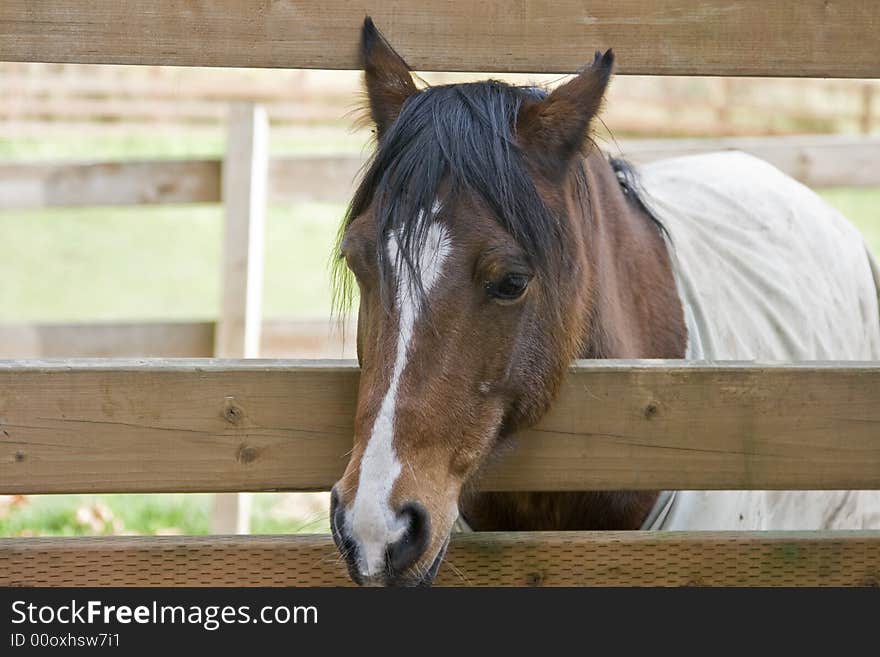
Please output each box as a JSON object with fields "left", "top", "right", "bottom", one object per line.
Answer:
{"left": 330, "top": 486, "right": 448, "bottom": 586}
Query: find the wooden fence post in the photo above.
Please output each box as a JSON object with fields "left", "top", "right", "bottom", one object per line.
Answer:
{"left": 861, "top": 84, "right": 875, "bottom": 134}
{"left": 715, "top": 77, "right": 733, "bottom": 130}
{"left": 211, "top": 102, "right": 269, "bottom": 534}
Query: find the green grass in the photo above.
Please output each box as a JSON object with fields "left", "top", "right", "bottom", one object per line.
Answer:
{"left": 818, "top": 188, "right": 880, "bottom": 256}
{"left": 0, "top": 202, "right": 345, "bottom": 322}
{"left": 0, "top": 130, "right": 370, "bottom": 162}
{"left": 0, "top": 134, "right": 228, "bottom": 162}
{"left": 0, "top": 494, "right": 330, "bottom": 537}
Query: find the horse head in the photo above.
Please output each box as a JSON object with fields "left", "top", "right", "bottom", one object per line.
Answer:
{"left": 329, "top": 18, "right": 617, "bottom": 586}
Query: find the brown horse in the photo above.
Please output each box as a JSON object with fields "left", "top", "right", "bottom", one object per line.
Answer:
{"left": 329, "top": 18, "right": 684, "bottom": 586}
{"left": 328, "top": 18, "right": 880, "bottom": 586}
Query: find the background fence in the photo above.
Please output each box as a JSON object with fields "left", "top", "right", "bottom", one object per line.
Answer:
{"left": 2, "top": 130, "right": 879, "bottom": 362}
{"left": 1, "top": 63, "right": 877, "bottom": 138}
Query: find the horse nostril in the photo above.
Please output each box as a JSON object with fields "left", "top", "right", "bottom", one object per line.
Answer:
{"left": 387, "top": 501, "right": 431, "bottom": 575}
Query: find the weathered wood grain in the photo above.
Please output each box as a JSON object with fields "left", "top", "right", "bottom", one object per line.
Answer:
{"left": 1, "top": 360, "right": 879, "bottom": 494}
{"left": 1, "top": 2, "right": 878, "bottom": 77}
{"left": 2, "top": 531, "right": 878, "bottom": 586}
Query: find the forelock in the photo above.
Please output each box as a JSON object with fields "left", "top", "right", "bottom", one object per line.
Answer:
{"left": 336, "top": 80, "right": 565, "bottom": 310}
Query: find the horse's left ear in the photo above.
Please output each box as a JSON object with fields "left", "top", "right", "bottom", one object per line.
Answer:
{"left": 361, "top": 17, "right": 419, "bottom": 139}
{"left": 517, "top": 49, "right": 614, "bottom": 177}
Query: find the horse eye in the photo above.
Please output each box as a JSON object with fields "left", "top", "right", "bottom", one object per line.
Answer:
{"left": 486, "top": 274, "right": 530, "bottom": 301}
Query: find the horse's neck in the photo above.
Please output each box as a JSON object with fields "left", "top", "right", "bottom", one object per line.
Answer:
{"left": 461, "top": 152, "right": 686, "bottom": 532}
{"left": 578, "top": 151, "right": 687, "bottom": 359}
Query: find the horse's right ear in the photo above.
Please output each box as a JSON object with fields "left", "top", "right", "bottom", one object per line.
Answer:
{"left": 361, "top": 17, "right": 418, "bottom": 139}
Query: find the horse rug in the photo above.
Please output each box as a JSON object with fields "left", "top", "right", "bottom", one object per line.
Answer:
{"left": 637, "top": 151, "right": 880, "bottom": 530}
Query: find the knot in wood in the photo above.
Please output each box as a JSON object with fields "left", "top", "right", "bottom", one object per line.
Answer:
{"left": 237, "top": 444, "right": 258, "bottom": 465}
{"left": 222, "top": 396, "right": 245, "bottom": 425}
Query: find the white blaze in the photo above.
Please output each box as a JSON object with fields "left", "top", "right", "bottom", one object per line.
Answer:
{"left": 347, "top": 209, "right": 450, "bottom": 577}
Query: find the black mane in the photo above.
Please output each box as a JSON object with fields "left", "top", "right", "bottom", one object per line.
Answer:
{"left": 333, "top": 79, "right": 660, "bottom": 311}
{"left": 609, "top": 157, "right": 668, "bottom": 239}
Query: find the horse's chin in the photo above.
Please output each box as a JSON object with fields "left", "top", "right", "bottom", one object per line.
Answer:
{"left": 418, "top": 533, "right": 451, "bottom": 586}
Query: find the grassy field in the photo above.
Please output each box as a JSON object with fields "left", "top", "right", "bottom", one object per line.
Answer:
{"left": 0, "top": 129, "right": 369, "bottom": 161}
{"left": 1, "top": 134, "right": 878, "bottom": 537}
{"left": 0, "top": 493, "right": 330, "bottom": 537}
{"left": 0, "top": 202, "right": 344, "bottom": 322}
{"left": 815, "top": 188, "right": 880, "bottom": 254}
{"left": 1, "top": 191, "right": 878, "bottom": 324}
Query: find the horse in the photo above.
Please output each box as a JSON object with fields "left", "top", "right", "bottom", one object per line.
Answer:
{"left": 328, "top": 17, "right": 880, "bottom": 586}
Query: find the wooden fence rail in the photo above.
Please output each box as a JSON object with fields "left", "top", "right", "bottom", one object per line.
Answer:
{"left": 1, "top": 1, "right": 879, "bottom": 77}
{"left": 0, "top": 156, "right": 360, "bottom": 209}
{"left": 2, "top": 135, "right": 878, "bottom": 212}
{"left": 0, "top": 320, "right": 355, "bottom": 359}
{"left": 2, "top": 358, "right": 880, "bottom": 586}
{"left": 3, "top": 532, "right": 879, "bottom": 587}
{"left": 2, "top": 360, "right": 880, "bottom": 495}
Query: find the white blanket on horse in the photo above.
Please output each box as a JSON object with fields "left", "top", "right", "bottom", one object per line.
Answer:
{"left": 637, "top": 151, "right": 880, "bottom": 530}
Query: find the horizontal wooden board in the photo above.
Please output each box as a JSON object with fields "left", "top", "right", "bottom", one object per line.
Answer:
{"left": 619, "top": 135, "right": 880, "bottom": 188}
{"left": 0, "top": 321, "right": 216, "bottom": 358}
{"left": 2, "top": 531, "right": 879, "bottom": 586}
{"left": 0, "top": 320, "right": 355, "bottom": 359}
{"left": 268, "top": 136, "right": 880, "bottom": 200}
{"left": 259, "top": 319, "right": 356, "bottom": 359}
{"left": 268, "top": 156, "right": 363, "bottom": 205}
{"left": 3, "top": 136, "right": 879, "bottom": 210}
{"left": 1, "top": 1, "right": 879, "bottom": 77}
{"left": 0, "top": 160, "right": 221, "bottom": 209}
{"left": 1, "top": 360, "right": 880, "bottom": 494}
{"left": 0, "top": 156, "right": 362, "bottom": 210}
